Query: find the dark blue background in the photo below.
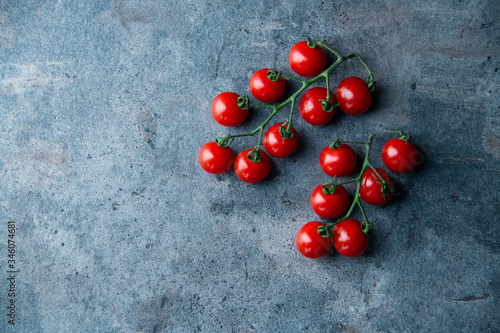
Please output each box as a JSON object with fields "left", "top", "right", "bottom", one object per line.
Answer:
{"left": 1, "top": 1, "right": 499, "bottom": 332}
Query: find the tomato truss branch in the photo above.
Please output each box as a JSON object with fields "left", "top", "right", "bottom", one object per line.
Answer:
{"left": 215, "top": 42, "right": 375, "bottom": 153}
{"left": 320, "top": 131, "right": 405, "bottom": 236}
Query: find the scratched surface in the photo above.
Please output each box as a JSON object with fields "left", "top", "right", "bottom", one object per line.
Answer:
{"left": 1, "top": 1, "right": 499, "bottom": 332}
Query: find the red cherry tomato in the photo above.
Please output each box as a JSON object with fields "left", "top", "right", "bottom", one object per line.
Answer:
{"left": 249, "top": 68, "right": 285, "bottom": 103}
{"left": 211, "top": 92, "right": 248, "bottom": 127}
{"left": 336, "top": 77, "right": 372, "bottom": 115}
{"left": 234, "top": 148, "right": 271, "bottom": 183}
{"left": 288, "top": 41, "right": 327, "bottom": 77}
{"left": 199, "top": 142, "right": 234, "bottom": 174}
{"left": 382, "top": 138, "right": 418, "bottom": 173}
{"left": 333, "top": 219, "right": 368, "bottom": 257}
{"left": 263, "top": 122, "right": 299, "bottom": 158}
{"left": 360, "top": 168, "right": 394, "bottom": 206}
{"left": 319, "top": 143, "right": 357, "bottom": 177}
{"left": 310, "top": 184, "right": 349, "bottom": 219}
{"left": 299, "top": 87, "right": 336, "bottom": 126}
{"left": 296, "top": 221, "right": 332, "bottom": 259}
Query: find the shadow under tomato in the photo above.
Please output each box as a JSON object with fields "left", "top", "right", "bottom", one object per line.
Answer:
{"left": 266, "top": 158, "right": 280, "bottom": 181}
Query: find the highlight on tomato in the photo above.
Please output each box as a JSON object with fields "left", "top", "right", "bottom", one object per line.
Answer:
{"left": 234, "top": 148, "right": 271, "bottom": 183}
{"left": 296, "top": 221, "right": 332, "bottom": 259}
{"left": 336, "top": 77, "right": 372, "bottom": 115}
{"left": 263, "top": 122, "right": 299, "bottom": 158}
{"left": 382, "top": 138, "right": 418, "bottom": 173}
{"left": 211, "top": 92, "right": 248, "bottom": 127}
{"left": 360, "top": 168, "right": 394, "bottom": 206}
{"left": 333, "top": 219, "right": 369, "bottom": 257}
{"left": 288, "top": 40, "right": 327, "bottom": 77}
{"left": 199, "top": 142, "right": 234, "bottom": 174}
{"left": 299, "top": 87, "right": 336, "bottom": 126}
{"left": 249, "top": 68, "right": 285, "bottom": 103}
{"left": 319, "top": 142, "right": 357, "bottom": 177}
{"left": 310, "top": 183, "right": 349, "bottom": 219}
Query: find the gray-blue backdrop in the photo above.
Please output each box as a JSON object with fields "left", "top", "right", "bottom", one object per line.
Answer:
{"left": 1, "top": 1, "right": 499, "bottom": 332}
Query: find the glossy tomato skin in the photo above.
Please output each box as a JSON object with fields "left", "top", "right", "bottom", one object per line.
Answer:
{"left": 296, "top": 221, "right": 332, "bottom": 259}
{"left": 199, "top": 142, "right": 234, "bottom": 174}
{"left": 360, "top": 168, "right": 394, "bottom": 206}
{"left": 299, "top": 87, "right": 335, "bottom": 126}
{"left": 319, "top": 143, "right": 357, "bottom": 177}
{"left": 288, "top": 41, "right": 327, "bottom": 77}
{"left": 310, "top": 184, "right": 349, "bottom": 219}
{"left": 211, "top": 92, "right": 248, "bottom": 127}
{"left": 382, "top": 138, "right": 418, "bottom": 173}
{"left": 333, "top": 219, "right": 368, "bottom": 257}
{"left": 234, "top": 148, "right": 271, "bottom": 183}
{"left": 263, "top": 122, "right": 299, "bottom": 158}
{"left": 336, "top": 77, "right": 372, "bottom": 115}
{"left": 249, "top": 68, "right": 285, "bottom": 103}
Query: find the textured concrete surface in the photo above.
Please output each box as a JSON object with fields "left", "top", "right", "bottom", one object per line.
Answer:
{"left": 1, "top": 1, "right": 499, "bottom": 332}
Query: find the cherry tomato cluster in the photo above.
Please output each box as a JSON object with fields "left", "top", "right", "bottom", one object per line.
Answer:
{"left": 198, "top": 37, "right": 419, "bottom": 260}
{"left": 296, "top": 132, "right": 419, "bottom": 259}
{"left": 199, "top": 38, "right": 376, "bottom": 183}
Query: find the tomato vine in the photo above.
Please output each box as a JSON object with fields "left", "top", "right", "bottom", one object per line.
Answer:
{"left": 200, "top": 37, "right": 420, "bottom": 259}
{"left": 214, "top": 40, "right": 375, "bottom": 157}
{"left": 316, "top": 131, "right": 409, "bottom": 238}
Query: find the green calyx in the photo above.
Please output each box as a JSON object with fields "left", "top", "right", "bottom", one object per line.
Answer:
{"left": 279, "top": 123, "right": 294, "bottom": 140}
{"left": 366, "top": 74, "right": 376, "bottom": 92}
{"left": 317, "top": 225, "right": 331, "bottom": 238}
{"left": 319, "top": 99, "right": 335, "bottom": 113}
{"left": 237, "top": 96, "right": 250, "bottom": 110}
{"left": 328, "top": 138, "right": 343, "bottom": 149}
{"left": 361, "top": 221, "right": 374, "bottom": 236}
{"left": 380, "top": 181, "right": 394, "bottom": 199}
{"left": 400, "top": 132, "right": 412, "bottom": 143}
{"left": 215, "top": 135, "right": 233, "bottom": 148}
{"left": 306, "top": 37, "right": 325, "bottom": 49}
{"left": 247, "top": 148, "right": 262, "bottom": 163}
{"left": 294, "top": 35, "right": 324, "bottom": 49}
{"left": 371, "top": 168, "right": 394, "bottom": 200}
{"left": 267, "top": 69, "right": 281, "bottom": 82}
{"left": 321, "top": 180, "right": 338, "bottom": 195}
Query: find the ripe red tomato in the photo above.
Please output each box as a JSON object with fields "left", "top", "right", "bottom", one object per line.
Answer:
{"left": 211, "top": 92, "right": 248, "bottom": 127}
{"left": 234, "top": 148, "right": 271, "bottom": 183}
{"left": 336, "top": 77, "right": 372, "bottom": 115}
{"left": 310, "top": 184, "right": 349, "bottom": 219}
{"left": 382, "top": 138, "right": 418, "bottom": 173}
{"left": 249, "top": 68, "right": 285, "bottom": 103}
{"left": 296, "top": 221, "right": 332, "bottom": 259}
{"left": 288, "top": 41, "right": 327, "bottom": 77}
{"left": 263, "top": 122, "right": 299, "bottom": 158}
{"left": 360, "top": 168, "right": 394, "bottom": 206}
{"left": 299, "top": 87, "right": 335, "bottom": 126}
{"left": 319, "top": 143, "right": 357, "bottom": 177}
{"left": 199, "top": 142, "right": 234, "bottom": 174}
{"left": 333, "top": 219, "right": 368, "bottom": 257}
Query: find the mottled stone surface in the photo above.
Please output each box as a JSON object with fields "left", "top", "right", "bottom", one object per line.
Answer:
{"left": 1, "top": 1, "right": 499, "bottom": 332}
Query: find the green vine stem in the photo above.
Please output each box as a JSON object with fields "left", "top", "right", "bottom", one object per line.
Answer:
{"left": 215, "top": 40, "right": 374, "bottom": 152}
{"left": 318, "top": 131, "right": 409, "bottom": 237}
